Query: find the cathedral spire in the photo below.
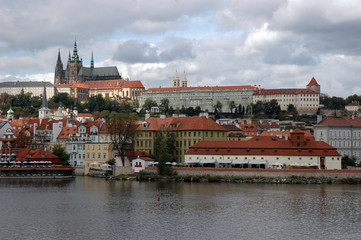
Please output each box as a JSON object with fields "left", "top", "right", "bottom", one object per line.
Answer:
{"left": 72, "top": 40, "right": 79, "bottom": 61}
{"left": 181, "top": 71, "right": 187, "bottom": 88}
{"left": 57, "top": 49, "right": 62, "bottom": 64}
{"left": 173, "top": 70, "right": 180, "bottom": 87}
{"left": 68, "top": 51, "right": 71, "bottom": 61}
{"left": 90, "top": 50, "right": 94, "bottom": 68}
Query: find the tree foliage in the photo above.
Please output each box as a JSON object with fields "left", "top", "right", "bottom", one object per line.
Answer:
{"left": 52, "top": 144, "right": 70, "bottom": 165}
{"left": 154, "top": 131, "right": 176, "bottom": 175}
{"left": 143, "top": 98, "right": 157, "bottom": 112}
{"left": 107, "top": 113, "right": 138, "bottom": 166}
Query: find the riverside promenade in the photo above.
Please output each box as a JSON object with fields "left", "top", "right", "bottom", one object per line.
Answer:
{"left": 145, "top": 167, "right": 361, "bottom": 179}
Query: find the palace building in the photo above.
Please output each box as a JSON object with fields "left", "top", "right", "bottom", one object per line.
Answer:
{"left": 253, "top": 77, "right": 320, "bottom": 115}
{"left": 138, "top": 70, "right": 256, "bottom": 113}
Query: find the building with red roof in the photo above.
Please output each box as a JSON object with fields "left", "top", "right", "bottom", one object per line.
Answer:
{"left": 314, "top": 116, "right": 361, "bottom": 163}
{"left": 253, "top": 77, "right": 320, "bottom": 115}
{"left": 135, "top": 116, "right": 227, "bottom": 162}
{"left": 185, "top": 130, "right": 341, "bottom": 169}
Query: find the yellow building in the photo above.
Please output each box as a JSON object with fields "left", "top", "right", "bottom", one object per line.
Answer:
{"left": 135, "top": 116, "right": 227, "bottom": 162}
{"left": 84, "top": 142, "right": 113, "bottom": 175}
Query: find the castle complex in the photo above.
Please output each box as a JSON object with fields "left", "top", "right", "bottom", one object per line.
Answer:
{"left": 54, "top": 41, "right": 120, "bottom": 84}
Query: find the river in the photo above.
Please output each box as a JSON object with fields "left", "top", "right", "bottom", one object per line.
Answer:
{"left": 0, "top": 177, "right": 360, "bottom": 240}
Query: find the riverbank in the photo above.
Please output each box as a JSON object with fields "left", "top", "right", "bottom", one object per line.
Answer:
{"left": 113, "top": 173, "right": 361, "bottom": 184}
{"left": 112, "top": 167, "right": 361, "bottom": 184}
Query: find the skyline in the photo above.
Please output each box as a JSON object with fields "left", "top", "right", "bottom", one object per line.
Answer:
{"left": 1, "top": 0, "right": 361, "bottom": 98}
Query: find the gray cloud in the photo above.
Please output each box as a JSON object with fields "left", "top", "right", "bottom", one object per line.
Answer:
{"left": 1, "top": 1, "right": 361, "bottom": 98}
{"left": 113, "top": 40, "right": 160, "bottom": 63}
{"left": 113, "top": 38, "right": 195, "bottom": 63}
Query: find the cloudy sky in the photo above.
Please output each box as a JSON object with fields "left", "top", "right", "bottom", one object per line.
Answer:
{"left": 1, "top": 0, "right": 361, "bottom": 98}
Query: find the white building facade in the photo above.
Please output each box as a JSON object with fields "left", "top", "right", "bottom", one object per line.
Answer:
{"left": 314, "top": 116, "right": 361, "bottom": 162}
{"left": 0, "top": 81, "right": 55, "bottom": 99}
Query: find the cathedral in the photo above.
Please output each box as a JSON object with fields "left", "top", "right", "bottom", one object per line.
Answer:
{"left": 54, "top": 41, "right": 121, "bottom": 84}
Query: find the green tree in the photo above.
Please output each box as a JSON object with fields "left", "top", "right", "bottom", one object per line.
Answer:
{"left": 155, "top": 131, "right": 176, "bottom": 175}
{"left": 214, "top": 101, "right": 222, "bottom": 113}
{"left": 228, "top": 101, "right": 236, "bottom": 114}
{"left": 341, "top": 155, "right": 356, "bottom": 168}
{"left": 143, "top": 98, "right": 157, "bottom": 112}
{"left": 159, "top": 98, "right": 170, "bottom": 115}
{"left": 48, "top": 92, "right": 73, "bottom": 109}
{"left": 107, "top": 113, "right": 139, "bottom": 166}
{"left": 287, "top": 104, "right": 299, "bottom": 120}
{"left": 31, "top": 96, "right": 42, "bottom": 108}
{"left": 52, "top": 144, "right": 70, "bottom": 165}
{"left": 194, "top": 106, "right": 202, "bottom": 116}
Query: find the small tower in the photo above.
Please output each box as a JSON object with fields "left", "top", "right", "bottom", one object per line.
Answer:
{"left": 181, "top": 71, "right": 188, "bottom": 88}
{"left": 39, "top": 83, "right": 51, "bottom": 120}
{"left": 306, "top": 77, "right": 320, "bottom": 93}
{"left": 173, "top": 70, "right": 180, "bottom": 87}
{"left": 54, "top": 49, "right": 64, "bottom": 84}
{"left": 90, "top": 50, "right": 94, "bottom": 69}
{"left": 7, "top": 107, "right": 14, "bottom": 121}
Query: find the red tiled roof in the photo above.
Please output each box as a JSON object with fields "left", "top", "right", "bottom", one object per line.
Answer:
{"left": 121, "top": 80, "right": 144, "bottom": 88}
{"left": 186, "top": 136, "right": 340, "bottom": 157}
{"left": 85, "top": 79, "right": 124, "bottom": 89}
{"left": 260, "top": 130, "right": 314, "bottom": 140}
{"left": 15, "top": 148, "right": 59, "bottom": 163}
{"left": 125, "top": 151, "right": 152, "bottom": 161}
{"left": 317, "top": 117, "right": 361, "bottom": 126}
{"left": 307, "top": 77, "right": 320, "bottom": 86}
{"left": 71, "top": 83, "right": 89, "bottom": 89}
{"left": 238, "top": 124, "right": 258, "bottom": 132}
{"left": 57, "top": 127, "right": 78, "bottom": 139}
{"left": 254, "top": 88, "right": 318, "bottom": 95}
{"left": 146, "top": 85, "right": 256, "bottom": 93}
{"left": 222, "top": 124, "right": 242, "bottom": 131}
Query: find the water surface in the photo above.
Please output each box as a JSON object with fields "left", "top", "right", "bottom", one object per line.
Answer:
{"left": 0, "top": 177, "right": 360, "bottom": 240}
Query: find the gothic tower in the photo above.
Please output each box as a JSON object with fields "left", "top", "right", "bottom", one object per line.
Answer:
{"left": 173, "top": 70, "right": 180, "bottom": 87}
{"left": 39, "top": 83, "right": 50, "bottom": 120}
{"left": 66, "top": 40, "right": 83, "bottom": 84}
{"left": 181, "top": 71, "right": 187, "bottom": 88}
{"left": 54, "top": 49, "right": 64, "bottom": 84}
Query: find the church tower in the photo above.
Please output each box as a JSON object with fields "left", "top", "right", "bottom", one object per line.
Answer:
{"left": 306, "top": 77, "right": 320, "bottom": 93}
{"left": 181, "top": 71, "right": 187, "bottom": 88}
{"left": 66, "top": 40, "right": 83, "bottom": 84}
{"left": 39, "top": 83, "right": 50, "bottom": 120}
{"left": 54, "top": 49, "right": 64, "bottom": 84}
{"left": 173, "top": 70, "right": 180, "bottom": 87}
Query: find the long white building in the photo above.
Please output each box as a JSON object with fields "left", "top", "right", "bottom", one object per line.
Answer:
{"left": 139, "top": 71, "right": 255, "bottom": 112}
{"left": 0, "top": 81, "right": 55, "bottom": 99}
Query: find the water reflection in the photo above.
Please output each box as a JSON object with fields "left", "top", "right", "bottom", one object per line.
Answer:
{"left": 1, "top": 177, "right": 361, "bottom": 239}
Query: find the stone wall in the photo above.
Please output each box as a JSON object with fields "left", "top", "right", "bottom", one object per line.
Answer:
{"left": 73, "top": 166, "right": 85, "bottom": 176}
{"left": 114, "top": 166, "right": 134, "bottom": 176}
{"left": 145, "top": 167, "right": 361, "bottom": 179}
